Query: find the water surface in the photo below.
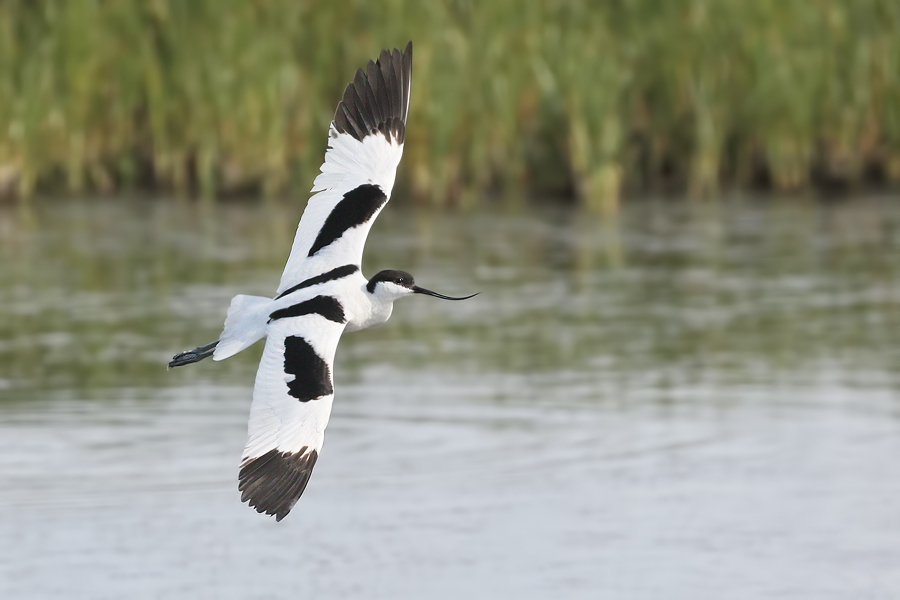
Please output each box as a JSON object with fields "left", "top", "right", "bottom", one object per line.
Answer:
{"left": 1, "top": 196, "right": 899, "bottom": 599}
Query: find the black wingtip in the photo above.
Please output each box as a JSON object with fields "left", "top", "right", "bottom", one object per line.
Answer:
{"left": 239, "top": 448, "right": 319, "bottom": 521}
{"left": 333, "top": 42, "right": 413, "bottom": 144}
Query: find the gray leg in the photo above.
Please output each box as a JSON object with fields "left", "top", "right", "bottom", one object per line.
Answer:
{"left": 169, "top": 340, "right": 219, "bottom": 368}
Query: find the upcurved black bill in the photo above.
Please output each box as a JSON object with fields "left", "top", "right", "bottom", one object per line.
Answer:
{"left": 412, "top": 286, "right": 479, "bottom": 301}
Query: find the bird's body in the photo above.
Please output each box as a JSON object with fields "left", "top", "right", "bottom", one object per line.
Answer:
{"left": 275, "top": 268, "right": 393, "bottom": 333}
{"left": 170, "top": 42, "right": 475, "bottom": 521}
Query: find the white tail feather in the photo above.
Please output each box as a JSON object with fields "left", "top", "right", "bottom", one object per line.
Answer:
{"left": 213, "top": 295, "right": 272, "bottom": 361}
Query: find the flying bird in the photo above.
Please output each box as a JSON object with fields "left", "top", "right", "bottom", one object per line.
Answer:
{"left": 169, "top": 42, "right": 476, "bottom": 521}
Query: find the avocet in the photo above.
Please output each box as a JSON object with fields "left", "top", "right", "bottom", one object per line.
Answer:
{"left": 169, "top": 42, "right": 476, "bottom": 521}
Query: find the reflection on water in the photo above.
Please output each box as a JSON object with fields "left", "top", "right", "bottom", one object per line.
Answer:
{"left": 1, "top": 197, "right": 899, "bottom": 599}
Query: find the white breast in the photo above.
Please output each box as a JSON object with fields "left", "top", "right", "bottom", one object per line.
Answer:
{"left": 344, "top": 297, "right": 393, "bottom": 332}
{"left": 271, "top": 270, "right": 393, "bottom": 334}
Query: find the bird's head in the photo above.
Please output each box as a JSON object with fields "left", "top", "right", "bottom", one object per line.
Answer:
{"left": 366, "top": 269, "right": 478, "bottom": 303}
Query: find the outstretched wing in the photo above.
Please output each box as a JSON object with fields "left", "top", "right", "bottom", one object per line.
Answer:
{"left": 239, "top": 304, "right": 346, "bottom": 521}
{"left": 276, "top": 42, "right": 413, "bottom": 295}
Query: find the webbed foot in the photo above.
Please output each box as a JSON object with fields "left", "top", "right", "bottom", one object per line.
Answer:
{"left": 169, "top": 340, "right": 219, "bottom": 368}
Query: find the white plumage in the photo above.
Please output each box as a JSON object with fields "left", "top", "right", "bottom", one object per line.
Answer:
{"left": 244, "top": 316, "right": 342, "bottom": 459}
{"left": 278, "top": 131, "right": 405, "bottom": 291}
{"left": 170, "top": 42, "right": 476, "bottom": 521}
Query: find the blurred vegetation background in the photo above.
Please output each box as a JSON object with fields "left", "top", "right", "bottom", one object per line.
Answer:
{"left": 0, "top": 0, "right": 898, "bottom": 207}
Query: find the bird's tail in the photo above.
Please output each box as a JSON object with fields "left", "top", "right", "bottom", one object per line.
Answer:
{"left": 213, "top": 295, "right": 272, "bottom": 361}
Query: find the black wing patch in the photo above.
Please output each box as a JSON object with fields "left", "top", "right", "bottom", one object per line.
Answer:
{"left": 307, "top": 184, "right": 387, "bottom": 257}
{"left": 333, "top": 41, "right": 412, "bottom": 144}
{"left": 269, "top": 295, "right": 345, "bottom": 324}
{"left": 239, "top": 447, "right": 319, "bottom": 521}
{"left": 283, "top": 336, "right": 333, "bottom": 401}
{"left": 275, "top": 264, "right": 358, "bottom": 300}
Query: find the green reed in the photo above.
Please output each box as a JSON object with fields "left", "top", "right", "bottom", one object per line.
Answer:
{"left": 0, "top": 0, "right": 898, "bottom": 206}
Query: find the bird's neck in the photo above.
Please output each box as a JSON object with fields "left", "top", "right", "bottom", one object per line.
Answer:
{"left": 345, "top": 289, "right": 394, "bottom": 333}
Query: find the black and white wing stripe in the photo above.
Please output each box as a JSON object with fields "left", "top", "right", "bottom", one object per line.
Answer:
{"left": 239, "top": 308, "right": 345, "bottom": 520}
{"left": 276, "top": 42, "right": 413, "bottom": 295}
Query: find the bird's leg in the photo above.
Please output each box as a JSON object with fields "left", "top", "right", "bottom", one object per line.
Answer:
{"left": 168, "top": 340, "right": 219, "bottom": 368}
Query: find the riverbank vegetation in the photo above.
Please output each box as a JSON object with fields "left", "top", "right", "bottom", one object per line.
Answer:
{"left": 1, "top": 1, "right": 898, "bottom": 206}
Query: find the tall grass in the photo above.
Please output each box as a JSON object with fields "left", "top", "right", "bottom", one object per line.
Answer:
{"left": 0, "top": 0, "right": 898, "bottom": 205}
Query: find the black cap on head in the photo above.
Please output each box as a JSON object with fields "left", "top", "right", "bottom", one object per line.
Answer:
{"left": 367, "top": 270, "right": 415, "bottom": 293}
{"left": 366, "top": 269, "right": 478, "bottom": 301}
